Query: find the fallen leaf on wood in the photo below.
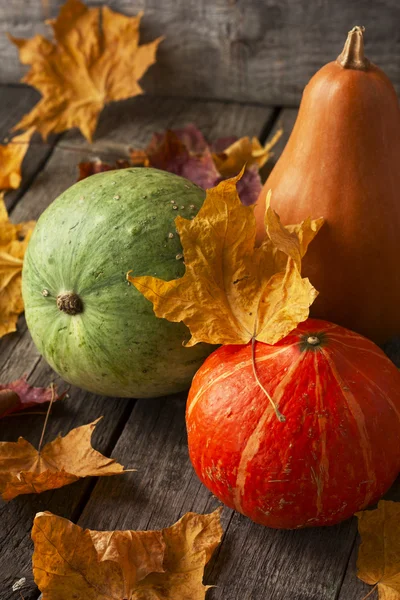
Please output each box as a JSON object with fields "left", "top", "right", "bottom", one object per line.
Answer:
{"left": 133, "top": 125, "right": 220, "bottom": 190}
{"left": 77, "top": 157, "right": 131, "bottom": 181}
{"left": 0, "top": 193, "right": 35, "bottom": 337}
{"left": 0, "top": 377, "right": 65, "bottom": 419}
{"left": 357, "top": 500, "right": 400, "bottom": 599}
{"left": 78, "top": 124, "right": 280, "bottom": 205}
{"left": 130, "top": 175, "right": 323, "bottom": 347}
{"left": 212, "top": 128, "right": 283, "bottom": 178}
{"left": 32, "top": 509, "right": 223, "bottom": 599}
{"left": 0, "top": 417, "right": 128, "bottom": 501}
{"left": 9, "top": 0, "right": 163, "bottom": 142}
{"left": 0, "top": 129, "right": 34, "bottom": 190}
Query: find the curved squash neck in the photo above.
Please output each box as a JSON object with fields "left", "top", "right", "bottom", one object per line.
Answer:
{"left": 337, "top": 26, "right": 370, "bottom": 71}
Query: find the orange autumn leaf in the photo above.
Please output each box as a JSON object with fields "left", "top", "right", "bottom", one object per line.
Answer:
{"left": 357, "top": 500, "right": 400, "bottom": 599}
{"left": 129, "top": 175, "right": 323, "bottom": 347}
{"left": 0, "top": 194, "right": 35, "bottom": 337}
{"left": 9, "top": 0, "right": 163, "bottom": 142}
{"left": 212, "top": 128, "right": 283, "bottom": 178}
{"left": 0, "top": 417, "right": 128, "bottom": 501}
{"left": 32, "top": 509, "right": 223, "bottom": 599}
{"left": 0, "top": 129, "right": 33, "bottom": 190}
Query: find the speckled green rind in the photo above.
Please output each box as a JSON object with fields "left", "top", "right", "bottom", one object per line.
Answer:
{"left": 22, "top": 168, "right": 214, "bottom": 398}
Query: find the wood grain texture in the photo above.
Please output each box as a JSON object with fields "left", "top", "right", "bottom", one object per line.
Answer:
{"left": 337, "top": 475, "right": 400, "bottom": 600}
{"left": 1, "top": 0, "right": 400, "bottom": 105}
{"left": 0, "top": 94, "right": 272, "bottom": 600}
{"left": 0, "top": 382, "right": 132, "bottom": 600}
{"left": 78, "top": 390, "right": 380, "bottom": 600}
{"left": 0, "top": 86, "right": 58, "bottom": 211}
{"left": 338, "top": 543, "right": 376, "bottom": 600}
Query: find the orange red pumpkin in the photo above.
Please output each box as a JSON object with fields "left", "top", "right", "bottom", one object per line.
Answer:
{"left": 255, "top": 27, "right": 400, "bottom": 344}
{"left": 186, "top": 319, "right": 400, "bottom": 528}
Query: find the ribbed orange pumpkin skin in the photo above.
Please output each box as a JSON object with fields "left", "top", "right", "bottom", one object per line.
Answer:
{"left": 254, "top": 57, "right": 400, "bottom": 344}
{"left": 186, "top": 319, "right": 400, "bottom": 529}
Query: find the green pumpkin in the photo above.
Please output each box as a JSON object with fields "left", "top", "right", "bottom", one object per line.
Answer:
{"left": 22, "top": 168, "right": 213, "bottom": 398}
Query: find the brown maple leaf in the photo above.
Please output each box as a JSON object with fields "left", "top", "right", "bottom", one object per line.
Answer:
{"left": 129, "top": 176, "right": 323, "bottom": 348}
{"left": 357, "top": 500, "right": 400, "bottom": 599}
{"left": 0, "top": 129, "right": 33, "bottom": 190}
{"left": 9, "top": 0, "right": 163, "bottom": 142}
{"left": 0, "top": 417, "right": 129, "bottom": 501}
{"left": 0, "top": 193, "right": 35, "bottom": 337}
{"left": 0, "top": 377, "right": 66, "bottom": 419}
{"left": 32, "top": 509, "right": 223, "bottom": 599}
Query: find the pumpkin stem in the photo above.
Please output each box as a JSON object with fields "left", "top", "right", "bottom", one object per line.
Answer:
{"left": 251, "top": 337, "right": 286, "bottom": 422}
{"left": 337, "top": 26, "right": 370, "bottom": 70}
{"left": 57, "top": 292, "right": 83, "bottom": 315}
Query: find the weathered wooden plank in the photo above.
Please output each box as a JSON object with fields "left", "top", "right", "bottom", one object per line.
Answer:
{"left": 0, "top": 384, "right": 132, "bottom": 600}
{"left": 337, "top": 543, "right": 374, "bottom": 600}
{"left": 1, "top": 1, "right": 400, "bottom": 105}
{"left": 337, "top": 475, "right": 400, "bottom": 600}
{"left": 0, "top": 86, "right": 39, "bottom": 136}
{"left": 0, "top": 95, "right": 272, "bottom": 600}
{"left": 7, "top": 96, "right": 273, "bottom": 224}
{"left": 0, "top": 85, "right": 58, "bottom": 211}
{"left": 77, "top": 391, "right": 357, "bottom": 600}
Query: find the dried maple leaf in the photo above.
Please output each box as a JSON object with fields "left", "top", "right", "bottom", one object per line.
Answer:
{"left": 0, "top": 417, "right": 128, "bottom": 501}
{"left": 32, "top": 509, "right": 223, "bottom": 599}
{"left": 129, "top": 175, "right": 323, "bottom": 348}
{"left": 138, "top": 126, "right": 220, "bottom": 190}
{"left": 0, "top": 129, "right": 33, "bottom": 190}
{"left": 212, "top": 127, "right": 283, "bottom": 178}
{"left": 125, "top": 124, "right": 282, "bottom": 205}
{"left": 0, "top": 193, "right": 35, "bottom": 337}
{"left": 357, "top": 500, "right": 400, "bottom": 599}
{"left": 0, "top": 377, "right": 65, "bottom": 419}
{"left": 9, "top": 0, "right": 163, "bottom": 142}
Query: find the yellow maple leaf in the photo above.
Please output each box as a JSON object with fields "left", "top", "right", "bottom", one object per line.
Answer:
{"left": 0, "top": 417, "right": 129, "bottom": 501}
{"left": 357, "top": 500, "right": 400, "bottom": 599}
{"left": 0, "top": 193, "right": 35, "bottom": 337}
{"left": 32, "top": 509, "right": 223, "bottom": 599}
{"left": 212, "top": 127, "right": 283, "bottom": 177}
{"left": 129, "top": 176, "right": 323, "bottom": 348}
{"left": 9, "top": 0, "right": 163, "bottom": 142}
{"left": 0, "top": 129, "right": 33, "bottom": 190}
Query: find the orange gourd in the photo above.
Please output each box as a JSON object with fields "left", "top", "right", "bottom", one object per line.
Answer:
{"left": 255, "top": 27, "right": 400, "bottom": 344}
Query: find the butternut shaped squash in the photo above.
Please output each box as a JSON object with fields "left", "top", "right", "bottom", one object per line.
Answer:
{"left": 255, "top": 27, "right": 400, "bottom": 344}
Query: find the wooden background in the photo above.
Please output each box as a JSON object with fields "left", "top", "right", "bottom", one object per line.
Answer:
{"left": 1, "top": 0, "right": 400, "bottom": 105}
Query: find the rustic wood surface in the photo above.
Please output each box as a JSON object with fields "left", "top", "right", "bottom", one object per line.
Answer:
{"left": 1, "top": 0, "right": 400, "bottom": 106}
{"left": 0, "top": 87, "right": 396, "bottom": 600}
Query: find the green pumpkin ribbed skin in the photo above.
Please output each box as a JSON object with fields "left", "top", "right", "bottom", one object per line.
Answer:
{"left": 22, "top": 168, "right": 214, "bottom": 398}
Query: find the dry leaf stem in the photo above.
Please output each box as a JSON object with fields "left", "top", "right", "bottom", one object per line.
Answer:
{"left": 360, "top": 584, "right": 378, "bottom": 599}
{"left": 37, "top": 383, "right": 55, "bottom": 452}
